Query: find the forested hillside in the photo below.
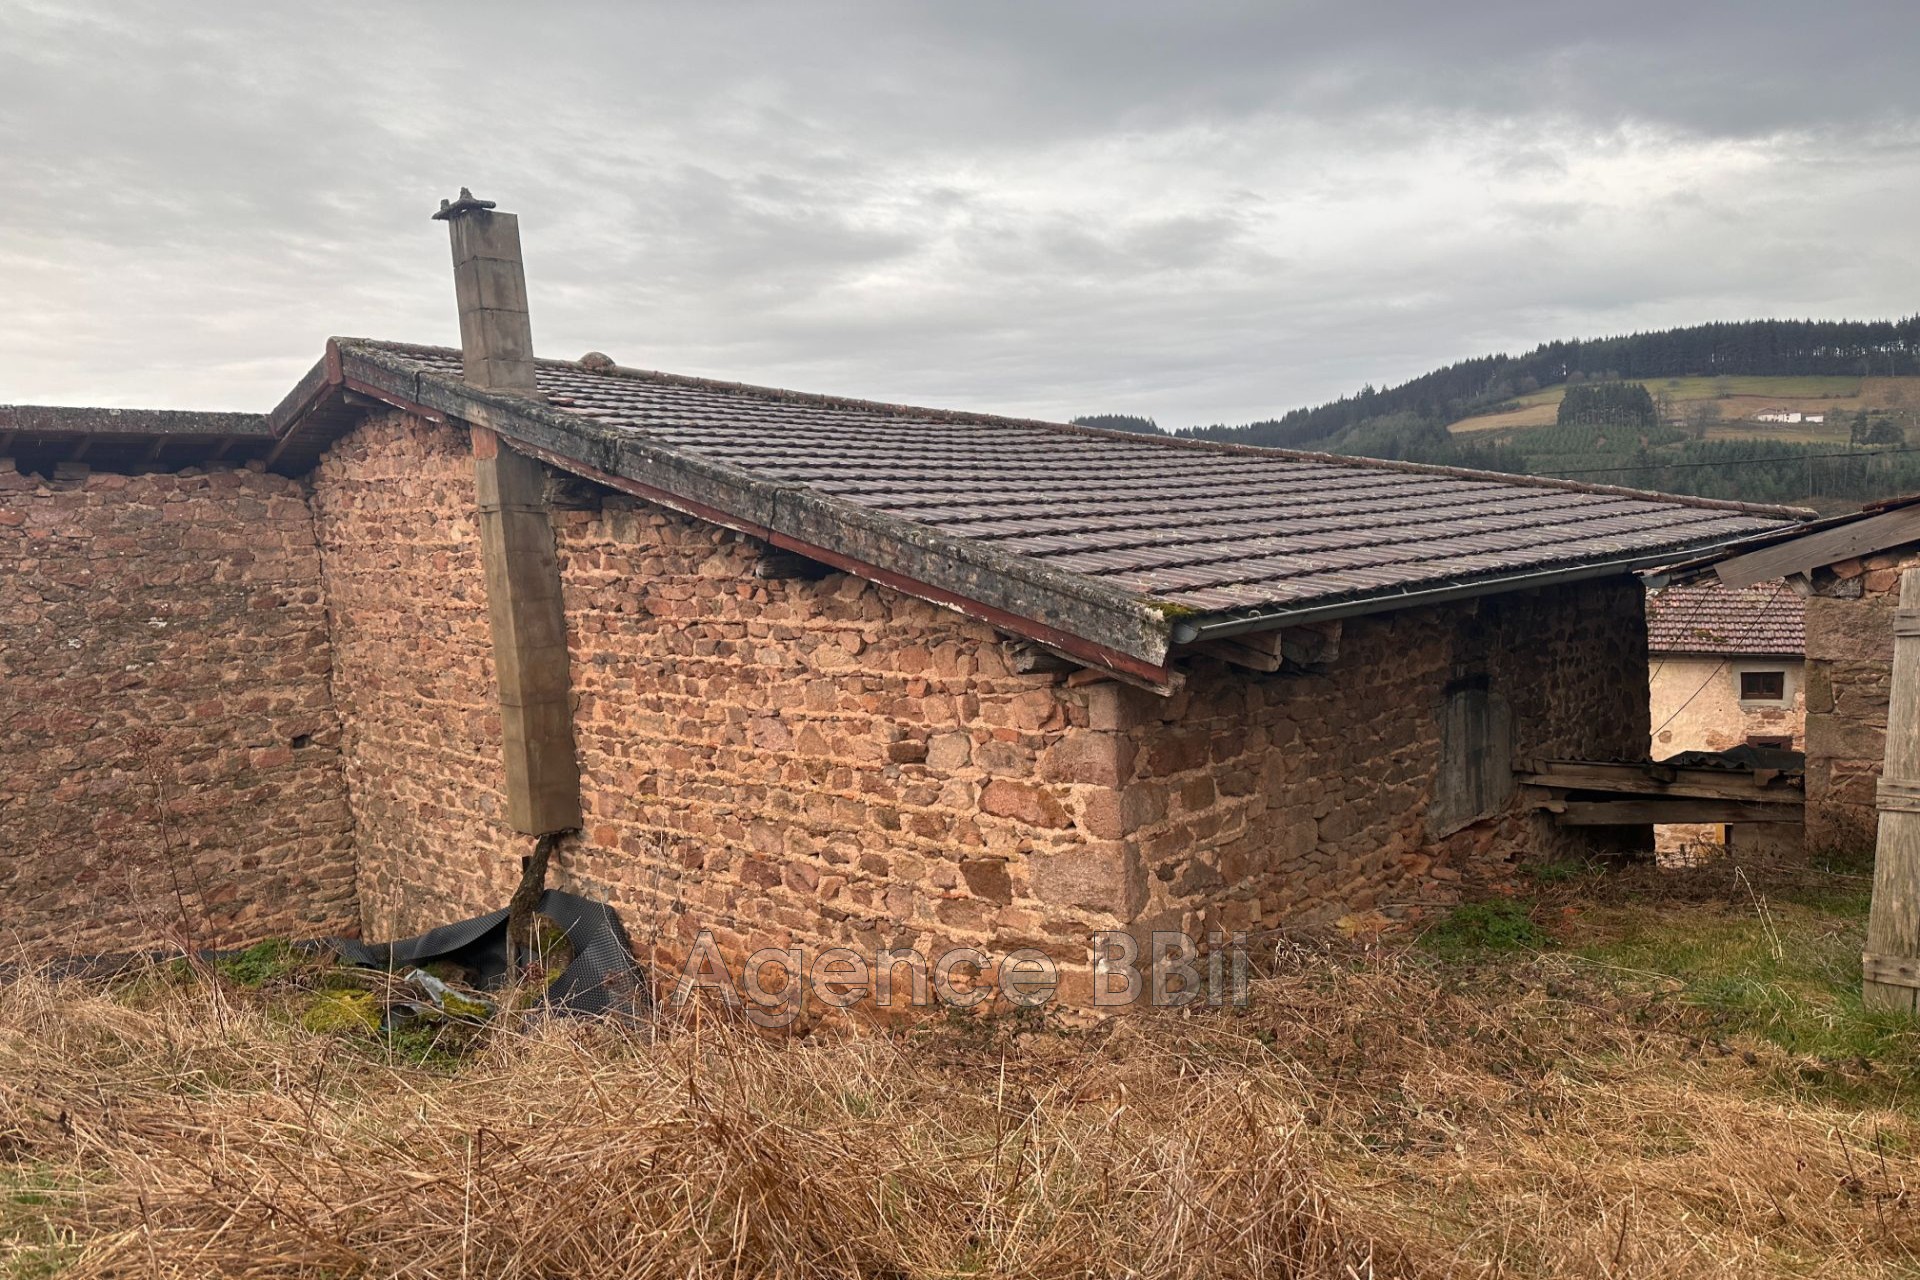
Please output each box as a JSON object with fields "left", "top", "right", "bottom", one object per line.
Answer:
{"left": 1175, "top": 319, "right": 1920, "bottom": 508}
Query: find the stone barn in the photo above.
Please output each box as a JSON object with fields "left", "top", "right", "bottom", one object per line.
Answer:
{"left": 0, "top": 199, "right": 1799, "bottom": 1006}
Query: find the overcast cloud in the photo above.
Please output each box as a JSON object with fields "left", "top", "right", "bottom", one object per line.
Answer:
{"left": 1, "top": 0, "right": 1916, "bottom": 426}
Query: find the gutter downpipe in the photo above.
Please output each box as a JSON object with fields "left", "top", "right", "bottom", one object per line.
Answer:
{"left": 1168, "top": 536, "right": 1770, "bottom": 646}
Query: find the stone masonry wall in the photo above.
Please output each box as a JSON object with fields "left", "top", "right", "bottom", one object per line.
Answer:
{"left": 1804, "top": 551, "right": 1920, "bottom": 854}
{"left": 316, "top": 414, "right": 1651, "bottom": 1010}
{"left": 0, "top": 460, "right": 357, "bottom": 952}
{"left": 309, "top": 414, "right": 514, "bottom": 937}
{"left": 1086, "top": 576, "right": 1651, "bottom": 948}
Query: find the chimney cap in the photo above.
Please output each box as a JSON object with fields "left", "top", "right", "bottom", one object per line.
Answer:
{"left": 432, "top": 187, "right": 498, "bottom": 221}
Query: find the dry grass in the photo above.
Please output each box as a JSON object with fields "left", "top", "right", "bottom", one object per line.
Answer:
{"left": 2, "top": 891, "right": 1918, "bottom": 1278}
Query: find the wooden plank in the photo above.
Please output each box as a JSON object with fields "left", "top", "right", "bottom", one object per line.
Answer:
{"left": 1519, "top": 760, "right": 1802, "bottom": 803}
{"left": 1193, "top": 638, "right": 1283, "bottom": 672}
{"left": 1192, "top": 621, "right": 1340, "bottom": 672}
{"left": 473, "top": 431, "right": 581, "bottom": 836}
{"left": 1864, "top": 952, "right": 1920, "bottom": 995}
{"left": 1556, "top": 798, "right": 1803, "bottom": 826}
{"left": 1866, "top": 571, "right": 1920, "bottom": 1012}
{"left": 1282, "top": 620, "right": 1341, "bottom": 666}
{"left": 1717, "top": 504, "right": 1920, "bottom": 588}
{"left": 262, "top": 424, "right": 304, "bottom": 469}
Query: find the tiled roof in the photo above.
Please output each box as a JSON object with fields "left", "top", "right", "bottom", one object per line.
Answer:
{"left": 1647, "top": 580, "right": 1804, "bottom": 657}
{"left": 350, "top": 342, "right": 1791, "bottom": 617}
{"left": 308, "top": 339, "right": 1803, "bottom": 674}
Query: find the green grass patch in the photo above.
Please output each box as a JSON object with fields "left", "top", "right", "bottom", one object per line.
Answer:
{"left": 1420, "top": 899, "right": 1544, "bottom": 959}
{"left": 0, "top": 1168, "right": 77, "bottom": 1280}
{"left": 1525, "top": 857, "right": 1604, "bottom": 887}
{"left": 213, "top": 938, "right": 305, "bottom": 987}
{"left": 1571, "top": 890, "right": 1920, "bottom": 1109}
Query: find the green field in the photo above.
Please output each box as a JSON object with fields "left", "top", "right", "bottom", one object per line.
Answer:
{"left": 1450, "top": 374, "right": 1914, "bottom": 440}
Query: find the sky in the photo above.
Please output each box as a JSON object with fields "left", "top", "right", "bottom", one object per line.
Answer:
{"left": 1, "top": 1, "right": 1916, "bottom": 428}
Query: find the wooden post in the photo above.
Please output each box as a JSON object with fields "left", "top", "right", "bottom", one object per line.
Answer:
{"left": 1864, "top": 569, "right": 1920, "bottom": 1012}
{"left": 436, "top": 190, "right": 581, "bottom": 836}
{"left": 473, "top": 427, "right": 582, "bottom": 835}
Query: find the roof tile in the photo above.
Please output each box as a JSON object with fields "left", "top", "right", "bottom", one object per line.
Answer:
{"left": 363, "top": 341, "right": 1795, "bottom": 621}
{"left": 1647, "top": 581, "right": 1804, "bottom": 656}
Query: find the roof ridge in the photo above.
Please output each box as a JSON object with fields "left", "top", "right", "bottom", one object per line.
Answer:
{"left": 337, "top": 339, "right": 1811, "bottom": 522}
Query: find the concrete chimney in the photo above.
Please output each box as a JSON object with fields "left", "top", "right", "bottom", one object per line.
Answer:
{"left": 433, "top": 188, "right": 543, "bottom": 399}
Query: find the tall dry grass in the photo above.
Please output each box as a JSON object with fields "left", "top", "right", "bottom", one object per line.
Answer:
{"left": 0, "top": 942, "right": 1914, "bottom": 1278}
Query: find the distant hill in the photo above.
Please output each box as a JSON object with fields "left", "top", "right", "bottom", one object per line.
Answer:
{"left": 1179, "top": 319, "right": 1920, "bottom": 509}
{"left": 1072, "top": 413, "right": 1163, "bottom": 435}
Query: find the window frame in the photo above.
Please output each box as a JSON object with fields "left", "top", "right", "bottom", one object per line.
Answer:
{"left": 1732, "top": 663, "right": 1794, "bottom": 707}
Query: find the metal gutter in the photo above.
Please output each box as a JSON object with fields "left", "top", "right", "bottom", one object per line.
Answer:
{"left": 1169, "top": 535, "right": 1776, "bottom": 644}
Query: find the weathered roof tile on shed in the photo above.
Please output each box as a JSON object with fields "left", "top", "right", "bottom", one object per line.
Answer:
{"left": 352, "top": 340, "right": 1792, "bottom": 620}
{"left": 1647, "top": 580, "right": 1804, "bottom": 657}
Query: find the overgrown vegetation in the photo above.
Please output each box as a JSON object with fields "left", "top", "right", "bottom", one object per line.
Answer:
{"left": 4, "top": 861, "right": 1919, "bottom": 1277}
{"left": 1419, "top": 897, "right": 1544, "bottom": 957}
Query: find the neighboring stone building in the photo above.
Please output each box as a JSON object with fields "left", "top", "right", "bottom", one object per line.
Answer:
{"left": 1648, "top": 580, "right": 1805, "bottom": 758}
{"left": 1644, "top": 579, "right": 1805, "bottom": 858}
{"left": 0, "top": 201, "right": 1805, "bottom": 1007}
{"left": 1698, "top": 498, "right": 1920, "bottom": 855}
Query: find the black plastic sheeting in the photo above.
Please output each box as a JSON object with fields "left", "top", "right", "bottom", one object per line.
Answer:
{"left": 1657, "top": 744, "right": 1805, "bottom": 773}
{"left": 331, "top": 889, "right": 646, "bottom": 1019}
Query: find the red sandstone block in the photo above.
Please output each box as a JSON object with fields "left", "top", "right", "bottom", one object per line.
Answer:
{"left": 979, "top": 779, "right": 1072, "bottom": 829}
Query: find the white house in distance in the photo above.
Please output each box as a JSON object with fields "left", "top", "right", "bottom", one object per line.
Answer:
{"left": 1646, "top": 579, "right": 1805, "bottom": 857}
{"left": 1755, "top": 411, "right": 1825, "bottom": 425}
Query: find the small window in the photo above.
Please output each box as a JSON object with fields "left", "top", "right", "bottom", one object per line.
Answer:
{"left": 1739, "top": 670, "right": 1786, "bottom": 702}
{"left": 1746, "top": 734, "right": 1792, "bottom": 750}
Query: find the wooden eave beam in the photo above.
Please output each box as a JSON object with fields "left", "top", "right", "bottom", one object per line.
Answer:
{"left": 1553, "top": 798, "right": 1804, "bottom": 826}
{"left": 1518, "top": 759, "right": 1803, "bottom": 803}
{"left": 1192, "top": 637, "right": 1283, "bottom": 672}
{"left": 1716, "top": 504, "right": 1920, "bottom": 588}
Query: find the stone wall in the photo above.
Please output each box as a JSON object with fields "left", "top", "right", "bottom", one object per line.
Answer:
{"left": 309, "top": 414, "right": 514, "bottom": 938}
{"left": 315, "top": 414, "right": 1652, "bottom": 1009}
{"left": 1804, "top": 551, "right": 1920, "bottom": 854}
{"left": 0, "top": 460, "right": 357, "bottom": 952}
{"left": 1090, "top": 576, "right": 1651, "bottom": 949}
